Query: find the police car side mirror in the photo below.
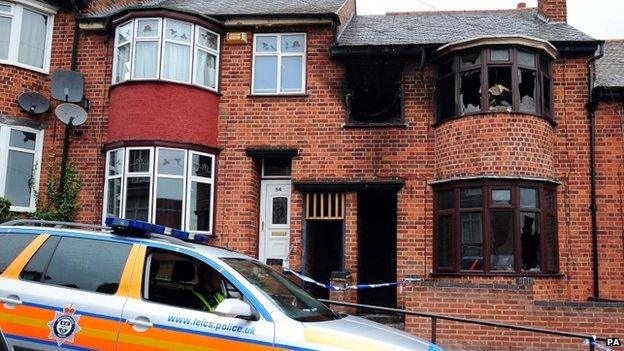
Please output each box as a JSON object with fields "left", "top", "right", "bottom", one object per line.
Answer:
{"left": 215, "top": 299, "right": 255, "bottom": 320}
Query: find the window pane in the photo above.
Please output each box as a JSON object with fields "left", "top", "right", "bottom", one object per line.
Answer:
{"left": 518, "top": 50, "right": 536, "bottom": 68}
{"left": 544, "top": 216, "right": 557, "bottom": 271}
{"left": 0, "top": 17, "right": 10, "bottom": 60}
{"left": 0, "top": 4, "right": 11, "bottom": 12}
{"left": 490, "top": 49, "right": 509, "bottom": 61}
{"left": 108, "top": 150, "right": 123, "bottom": 176}
{"left": 165, "top": 19, "right": 192, "bottom": 42}
{"left": 544, "top": 190, "right": 556, "bottom": 211}
{"left": 490, "top": 211, "right": 514, "bottom": 271}
{"left": 0, "top": 234, "right": 36, "bottom": 274}
{"left": 197, "top": 28, "right": 218, "bottom": 50}
{"left": 272, "top": 197, "right": 288, "bottom": 224}
{"left": 542, "top": 75, "right": 551, "bottom": 112}
{"left": 124, "top": 177, "right": 150, "bottom": 221}
{"left": 156, "top": 177, "right": 183, "bottom": 229}
{"left": 133, "top": 41, "right": 158, "bottom": 78}
{"left": 281, "top": 34, "right": 304, "bottom": 53}
{"left": 189, "top": 181, "right": 211, "bottom": 232}
{"left": 18, "top": 9, "right": 47, "bottom": 68}
{"left": 158, "top": 149, "right": 185, "bottom": 176}
{"left": 191, "top": 154, "right": 212, "bottom": 178}
{"left": 281, "top": 56, "right": 303, "bottom": 92}
{"left": 20, "top": 236, "right": 60, "bottom": 282}
{"left": 256, "top": 35, "right": 277, "bottom": 52}
{"left": 264, "top": 158, "right": 291, "bottom": 176}
{"left": 163, "top": 42, "right": 190, "bottom": 82}
{"left": 136, "top": 19, "right": 159, "bottom": 38}
{"left": 106, "top": 178, "right": 122, "bottom": 217}
{"left": 488, "top": 67, "right": 512, "bottom": 112}
{"left": 460, "top": 188, "right": 482, "bottom": 208}
{"left": 116, "top": 22, "right": 133, "bottom": 43}
{"left": 460, "top": 51, "right": 480, "bottom": 69}
{"left": 128, "top": 149, "right": 150, "bottom": 173}
{"left": 491, "top": 189, "right": 511, "bottom": 206}
{"left": 437, "top": 216, "right": 453, "bottom": 269}
{"left": 520, "top": 188, "right": 539, "bottom": 208}
{"left": 460, "top": 70, "right": 481, "bottom": 114}
{"left": 437, "top": 75, "right": 455, "bottom": 120}
{"left": 195, "top": 50, "right": 217, "bottom": 88}
{"left": 115, "top": 43, "right": 131, "bottom": 82}
{"left": 253, "top": 56, "right": 278, "bottom": 93}
{"left": 520, "top": 212, "right": 540, "bottom": 271}
{"left": 43, "top": 238, "right": 131, "bottom": 294}
{"left": 519, "top": 68, "right": 537, "bottom": 113}
{"left": 9, "top": 129, "right": 36, "bottom": 150}
{"left": 5, "top": 150, "right": 35, "bottom": 207}
{"left": 437, "top": 190, "right": 454, "bottom": 210}
{"left": 461, "top": 213, "right": 483, "bottom": 270}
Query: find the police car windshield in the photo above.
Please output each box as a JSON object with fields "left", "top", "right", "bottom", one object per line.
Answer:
{"left": 222, "top": 259, "right": 340, "bottom": 322}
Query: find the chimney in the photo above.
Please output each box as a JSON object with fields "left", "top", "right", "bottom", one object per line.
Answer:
{"left": 517, "top": 2, "right": 526, "bottom": 9}
{"left": 537, "top": 0, "right": 567, "bottom": 22}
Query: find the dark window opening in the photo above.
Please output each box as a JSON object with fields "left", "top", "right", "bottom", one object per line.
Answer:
{"left": 346, "top": 63, "right": 404, "bottom": 125}
{"left": 435, "top": 47, "right": 553, "bottom": 123}
{"left": 434, "top": 181, "right": 558, "bottom": 275}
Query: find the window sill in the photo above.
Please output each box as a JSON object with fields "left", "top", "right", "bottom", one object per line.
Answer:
{"left": 247, "top": 93, "right": 309, "bottom": 98}
{"left": 430, "top": 272, "right": 564, "bottom": 278}
{"left": 431, "top": 111, "right": 557, "bottom": 128}
{"left": 343, "top": 122, "right": 408, "bottom": 129}
{"left": 0, "top": 61, "right": 49, "bottom": 75}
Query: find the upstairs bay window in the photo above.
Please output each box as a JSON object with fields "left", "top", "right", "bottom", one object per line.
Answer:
{"left": 252, "top": 33, "right": 306, "bottom": 95}
{"left": 436, "top": 47, "right": 553, "bottom": 123}
{"left": 103, "top": 147, "right": 215, "bottom": 234}
{"left": 0, "top": 1, "right": 54, "bottom": 73}
{"left": 113, "top": 18, "right": 220, "bottom": 91}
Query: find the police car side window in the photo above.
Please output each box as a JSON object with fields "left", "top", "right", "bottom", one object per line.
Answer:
{"left": 20, "top": 236, "right": 60, "bottom": 281}
{"left": 21, "top": 237, "right": 131, "bottom": 294}
{"left": 0, "top": 233, "right": 36, "bottom": 274}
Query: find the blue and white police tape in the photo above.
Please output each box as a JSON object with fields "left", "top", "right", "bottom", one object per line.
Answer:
{"left": 583, "top": 338, "right": 613, "bottom": 351}
{"left": 283, "top": 268, "right": 420, "bottom": 291}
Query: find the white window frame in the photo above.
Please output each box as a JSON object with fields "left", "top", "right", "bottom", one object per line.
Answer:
{"left": 112, "top": 17, "right": 220, "bottom": 92}
{"left": 0, "top": 124, "right": 44, "bottom": 212}
{"left": 0, "top": 0, "right": 55, "bottom": 74}
{"left": 251, "top": 33, "right": 307, "bottom": 95}
{"left": 131, "top": 17, "right": 161, "bottom": 80}
{"left": 261, "top": 159, "right": 292, "bottom": 179}
{"left": 102, "top": 147, "right": 215, "bottom": 235}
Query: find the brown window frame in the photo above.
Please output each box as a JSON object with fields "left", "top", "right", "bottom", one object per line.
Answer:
{"left": 435, "top": 47, "right": 553, "bottom": 124}
{"left": 433, "top": 180, "right": 559, "bottom": 276}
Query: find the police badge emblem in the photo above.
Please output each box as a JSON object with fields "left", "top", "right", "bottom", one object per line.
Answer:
{"left": 47, "top": 304, "right": 82, "bottom": 346}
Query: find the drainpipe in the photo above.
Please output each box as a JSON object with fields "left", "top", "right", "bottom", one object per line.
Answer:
{"left": 585, "top": 42, "right": 604, "bottom": 300}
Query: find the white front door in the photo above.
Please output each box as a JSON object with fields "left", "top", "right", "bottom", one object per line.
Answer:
{"left": 259, "top": 180, "right": 291, "bottom": 265}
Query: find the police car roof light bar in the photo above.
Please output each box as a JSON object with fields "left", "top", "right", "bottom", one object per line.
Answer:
{"left": 105, "top": 217, "right": 165, "bottom": 238}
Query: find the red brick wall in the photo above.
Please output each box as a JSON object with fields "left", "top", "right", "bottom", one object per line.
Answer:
{"left": 538, "top": 0, "right": 567, "bottom": 22}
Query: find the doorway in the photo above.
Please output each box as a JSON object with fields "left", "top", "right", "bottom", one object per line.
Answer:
{"left": 259, "top": 180, "right": 292, "bottom": 266}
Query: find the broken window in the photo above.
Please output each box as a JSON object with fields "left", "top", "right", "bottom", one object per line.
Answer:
{"left": 436, "top": 47, "right": 553, "bottom": 122}
{"left": 434, "top": 181, "right": 558, "bottom": 274}
{"left": 346, "top": 63, "right": 404, "bottom": 125}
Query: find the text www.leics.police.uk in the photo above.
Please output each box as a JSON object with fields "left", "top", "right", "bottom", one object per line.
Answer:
{"left": 167, "top": 315, "right": 256, "bottom": 335}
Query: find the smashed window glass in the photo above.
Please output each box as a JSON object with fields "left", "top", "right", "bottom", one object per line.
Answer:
{"left": 346, "top": 63, "right": 404, "bottom": 124}
{"left": 519, "top": 68, "right": 537, "bottom": 113}
{"left": 488, "top": 67, "right": 512, "bottom": 112}
{"left": 460, "top": 70, "right": 481, "bottom": 114}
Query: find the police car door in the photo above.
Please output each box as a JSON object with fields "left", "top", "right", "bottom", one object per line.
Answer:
{"left": 118, "top": 247, "right": 276, "bottom": 351}
{"left": 0, "top": 235, "right": 135, "bottom": 351}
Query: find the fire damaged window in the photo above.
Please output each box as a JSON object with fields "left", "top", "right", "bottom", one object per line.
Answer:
{"left": 434, "top": 180, "right": 558, "bottom": 275}
{"left": 436, "top": 47, "right": 553, "bottom": 123}
{"left": 345, "top": 63, "right": 404, "bottom": 125}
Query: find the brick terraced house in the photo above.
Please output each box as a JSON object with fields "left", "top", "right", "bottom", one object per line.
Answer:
{"left": 0, "top": 0, "right": 623, "bottom": 348}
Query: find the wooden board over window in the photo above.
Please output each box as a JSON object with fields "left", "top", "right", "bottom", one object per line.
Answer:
{"left": 305, "top": 192, "right": 345, "bottom": 220}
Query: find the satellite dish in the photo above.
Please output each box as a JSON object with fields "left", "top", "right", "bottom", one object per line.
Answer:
{"left": 51, "top": 70, "right": 84, "bottom": 103}
{"left": 17, "top": 92, "right": 50, "bottom": 114}
{"left": 55, "top": 103, "right": 88, "bottom": 126}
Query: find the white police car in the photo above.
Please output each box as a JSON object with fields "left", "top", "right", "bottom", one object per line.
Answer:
{"left": 0, "top": 218, "right": 444, "bottom": 351}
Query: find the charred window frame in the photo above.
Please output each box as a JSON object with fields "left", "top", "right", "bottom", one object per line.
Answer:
{"left": 345, "top": 62, "right": 405, "bottom": 126}
{"left": 435, "top": 47, "right": 553, "bottom": 123}
{"left": 433, "top": 180, "right": 559, "bottom": 275}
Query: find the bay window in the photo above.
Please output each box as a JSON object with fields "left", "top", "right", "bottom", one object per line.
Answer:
{"left": 252, "top": 33, "right": 306, "bottom": 94}
{"left": 0, "top": 1, "right": 54, "bottom": 73}
{"left": 113, "top": 17, "right": 220, "bottom": 91}
{"left": 0, "top": 124, "right": 43, "bottom": 212}
{"left": 103, "top": 147, "right": 215, "bottom": 234}
{"left": 436, "top": 47, "right": 553, "bottom": 123}
{"left": 434, "top": 180, "right": 558, "bottom": 275}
